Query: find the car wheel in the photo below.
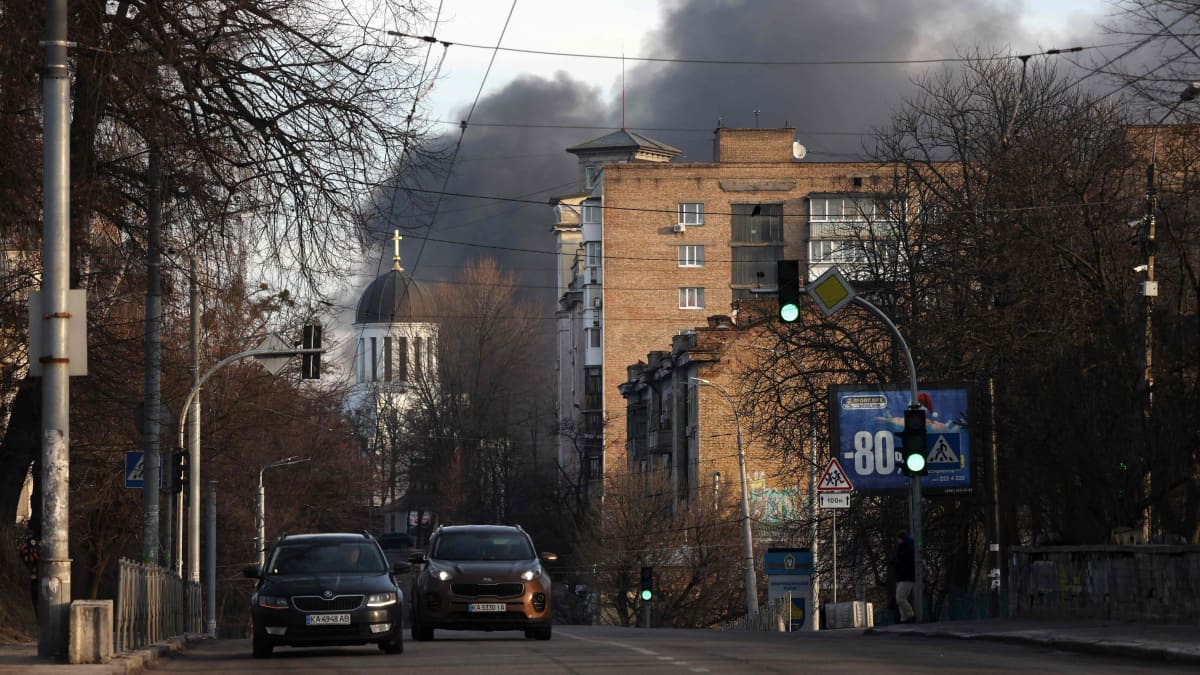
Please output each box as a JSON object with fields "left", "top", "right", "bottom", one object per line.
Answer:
{"left": 379, "top": 638, "right": 403, "bottom": 654}
{"left": 252, "top": 632, "right": 274, "bottom": 658}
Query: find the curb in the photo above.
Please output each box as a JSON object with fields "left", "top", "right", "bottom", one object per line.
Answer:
{"left": 108, "top": 633, "right": 208, "bottom": 674}
{"left": 864, "top": 626, "right": 1200, "bottom": 666}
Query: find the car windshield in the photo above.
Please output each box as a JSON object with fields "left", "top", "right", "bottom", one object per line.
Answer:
{"left": 432, "top": 532, "right": 534, "bottom": 561}
{"left": 267, "top": 542, "right": 386, "bottom": 575}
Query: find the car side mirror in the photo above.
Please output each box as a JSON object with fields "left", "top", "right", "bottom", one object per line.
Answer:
{"left": 540, "top": 552, "right": 558, "bottom": 562}
{"left": 241, "top": 564, "right": 262, "bottom": 579}
{"left": 408, "top": 552, "right": 426, "bottom": 565}
{"left": 391, "top": 560, "right": 412, "bottom": 574}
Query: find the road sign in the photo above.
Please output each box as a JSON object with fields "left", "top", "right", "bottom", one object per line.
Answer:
{"left": 816, "top": 458, "right": 854, "bottom": 492}
{"left": 125, "top": 451, "right": 145, "bottom": 489}
{"left": 820, "top": 493, "right": 851, "bottom": 509}
{"left": 254, "top": 334, "right": 293, "bottom": 376}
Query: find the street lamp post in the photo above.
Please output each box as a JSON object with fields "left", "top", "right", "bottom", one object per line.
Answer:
{"left": 689, "top": 376, "right": 759, "bottom": 616}
{"left": 257, "top": 456, "right": 310, "bottom": 568}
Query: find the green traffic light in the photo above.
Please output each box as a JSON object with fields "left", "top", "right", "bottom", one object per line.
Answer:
{"left": 779, "top": 303, "right": 800, "bottom": 322}
{"left": 905, "top": 453, "right": 926, "bottom": 473}
{"left": 640, "top": 589, "right": 652, "bottom": 601}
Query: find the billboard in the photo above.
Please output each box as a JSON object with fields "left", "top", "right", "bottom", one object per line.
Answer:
{"left": 828, "top": 384, "right": 972, "bottom": 493}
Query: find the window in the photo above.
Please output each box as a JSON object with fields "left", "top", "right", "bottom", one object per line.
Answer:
{"left": 414, "top": 336, "right": 423, "bottom": 377}
{"left": 588, "top": 455, "right": 601, "bottom": 480}
{"left": 810, "top": 196, "right": 876, "bottom": 222}
{"left": 585, "top": 242, "right": 602, "bottom": 268}
{"left": 679, "top": 287, "right": 705, "bottom": 309}
{"left": 678, "top": 245, "right": 704, "bottom": 267}
{"left": 357, "top": 338, "right": 365, "bottom": 382}
{"left": 587, "top": 327, "right": 601, "bottom": 348}
{"left": 384, "top": 337, "right": 393, "bottom": 381}
{"left": 370, "top": 337, "right": 378, "bottom": 382}
{"left": 396, "top": 337, "right": 408, "bottom": 381}
{"left": 731, "top": 204, "right": 783, "bottom": 243}
{"left": 585, "top": 165, "right": 600, "bottom": 188}
{"left": 810, "top": 239, "right": 836, "bottom": 263}
{"left": 732, "top": 246, "right": 783, "bottom": 286}
{"left": 582, "top": 202, "right": 601, "bottom": 224}
{"left": 678, "top": 203, "right": 704, "bottom": 225}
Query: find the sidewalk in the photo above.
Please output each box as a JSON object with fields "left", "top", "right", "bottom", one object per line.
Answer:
{"left": 0, "top": 634, "right": 205, "bottom": 674}
{"left": 866, "top": 618, "right": 1200, "bottom": 665}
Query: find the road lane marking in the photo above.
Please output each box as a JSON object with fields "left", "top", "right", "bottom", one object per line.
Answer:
{"left": 560, "top": 632, "right": 711, "bottom": 672}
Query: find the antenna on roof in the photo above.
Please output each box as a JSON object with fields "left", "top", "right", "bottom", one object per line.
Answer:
{"left": 621, "top": 46, "right": 626, "bottom": 129}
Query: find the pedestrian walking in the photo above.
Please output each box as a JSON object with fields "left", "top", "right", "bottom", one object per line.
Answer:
{"left": 892, "top": 530, "right": 915, "bottom": 623}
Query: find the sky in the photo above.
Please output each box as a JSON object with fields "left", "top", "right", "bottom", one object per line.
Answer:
{"left": 342, "top": 0, "right": 1125, "bottom": 320}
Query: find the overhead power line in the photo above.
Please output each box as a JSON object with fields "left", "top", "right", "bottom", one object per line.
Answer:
{"left": 387, "top": 31, "right": 1116, "bottom": 67}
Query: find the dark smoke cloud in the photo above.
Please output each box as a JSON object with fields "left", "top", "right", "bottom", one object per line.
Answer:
{"left": 358, "top": 0, "right": 1110, "bottom": 314}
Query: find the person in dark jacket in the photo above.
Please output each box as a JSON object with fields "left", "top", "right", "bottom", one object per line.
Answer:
{"left": 892, "top": 530, "right": 915, "bottom": 623}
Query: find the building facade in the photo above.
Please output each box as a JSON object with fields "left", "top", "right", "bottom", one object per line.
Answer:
{"left": 553, "top": 127, "right": 900, "bottom": 494}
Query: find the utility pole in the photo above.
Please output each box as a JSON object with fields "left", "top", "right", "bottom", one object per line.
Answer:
{"left": 38, "top": 0, "right": 72, "bottom": 656}
{"left": 143, "top": 146, "right": 163, "bottom": 565}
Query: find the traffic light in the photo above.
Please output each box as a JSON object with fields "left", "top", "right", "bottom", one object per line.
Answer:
{"left": 171, "top": 449, "right": 188, "bottom": 494}
{"left": 900, "top": 407, "right": 928, "bottom": 476}
{"left": 777, "top": 259, "right": 802, "bottom": 323}
{"left": 301, "top": 324, "right": 321, "bottom": 379}
{"left": 639, "top": 565, "right": 653, "bottom": 602}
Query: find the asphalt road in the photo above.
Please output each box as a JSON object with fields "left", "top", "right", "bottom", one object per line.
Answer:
{"left": 145, "top": 625, "right": 1186, "bottom": 674}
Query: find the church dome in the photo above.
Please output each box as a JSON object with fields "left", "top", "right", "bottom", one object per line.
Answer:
{"left": 355, "top": 231, "right": 430, "bottom": 324}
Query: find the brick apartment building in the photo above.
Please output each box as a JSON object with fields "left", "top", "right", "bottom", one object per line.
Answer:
{"left": 552, "top": 126, "right": 902, "bottom": 497}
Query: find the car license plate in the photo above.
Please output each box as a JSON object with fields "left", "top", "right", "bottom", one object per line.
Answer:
{"left": 467, "top": 603, "right": 505, "bottom": 613}
{"left": 306, "top": 613, "right": 351, "bottom": 625}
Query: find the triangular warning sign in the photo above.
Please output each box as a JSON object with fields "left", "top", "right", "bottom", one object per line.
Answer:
{"left": 928, "top": 435, "right": 959, "bottom": 464}
{"left": 816, "top": 458, "right": 854, "bottom": 492}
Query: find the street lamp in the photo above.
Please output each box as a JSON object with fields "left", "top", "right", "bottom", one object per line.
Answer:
{"left": 689, "top": 376, "right": 759, "bottom": 615}
{"left": 257, "top": 456, "right": 310, "bottom": 568}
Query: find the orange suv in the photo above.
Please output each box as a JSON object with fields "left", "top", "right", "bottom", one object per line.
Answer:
{"left": 409, "top": 524, "right": 556, "bottom": 640}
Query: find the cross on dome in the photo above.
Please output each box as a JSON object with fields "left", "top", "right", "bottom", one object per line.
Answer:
{"left": 392, "top": 229, "right": 403, "bottom": 272}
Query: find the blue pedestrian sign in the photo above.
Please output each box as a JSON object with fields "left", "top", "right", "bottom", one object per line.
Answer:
{"left": 125, "top": 451, "right": 145, "bottom": 489}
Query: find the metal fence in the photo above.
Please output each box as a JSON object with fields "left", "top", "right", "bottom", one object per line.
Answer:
{"left": 115, "top": 558, "right": 202, "bottom": 653}
{"left": 717, "top": 593, "right": 793, "bottom": 632}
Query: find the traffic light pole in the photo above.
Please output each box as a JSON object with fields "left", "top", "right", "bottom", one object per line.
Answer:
{"left": 851, "top": 296, "right": 923, "bottom": 623}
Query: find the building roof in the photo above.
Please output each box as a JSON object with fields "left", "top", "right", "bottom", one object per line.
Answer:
{"left": 355, "top": 268, "right": 431, "bottom": 324}
{"left": 566, "top": 128, "right": 682, "bottom": 157}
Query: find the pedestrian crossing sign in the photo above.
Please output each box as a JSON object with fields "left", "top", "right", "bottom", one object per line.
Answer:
{"left": 927, "top": 434, "right": 963, "bottom": 469}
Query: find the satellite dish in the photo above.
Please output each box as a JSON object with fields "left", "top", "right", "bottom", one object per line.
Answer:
{"left": 792, "top": 141, "right": 807, "bottom": 160}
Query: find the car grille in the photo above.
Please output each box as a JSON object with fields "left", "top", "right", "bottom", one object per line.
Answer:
{"left": 291, "top": 594, "right": 364, "bottom": 612}
{"left": 451, "top": 583, "right": 524, "bottom": 598}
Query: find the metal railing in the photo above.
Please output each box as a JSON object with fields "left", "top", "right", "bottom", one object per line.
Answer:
{"left": 116, "top": 558, "right": 202, "bottom": 653}
{"left": 717, "top": 593, "right": 793, "bottom": 632}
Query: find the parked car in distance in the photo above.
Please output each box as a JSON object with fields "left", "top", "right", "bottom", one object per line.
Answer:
{"left": 243, "top": 532, "right": 409, "bottom": 658}
{"left": 409, "top": 524, "right": 556, "bottom": 641}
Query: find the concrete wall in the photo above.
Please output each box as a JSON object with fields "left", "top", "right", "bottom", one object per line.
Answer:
{"left": 1009, "top": 545, "right": 1200, "bottom": 622}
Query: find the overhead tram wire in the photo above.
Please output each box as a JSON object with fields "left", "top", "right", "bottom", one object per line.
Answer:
{"left": 386, "top": 32, "right": 1117, "bottom": 68}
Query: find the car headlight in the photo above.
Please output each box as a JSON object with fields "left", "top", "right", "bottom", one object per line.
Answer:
{"left": 367, "top": 592, "right": 397, "bottom": 607}
{"left": 435, "top": 568, "right": 453, "bottom": 582}
{"left": 520, "top": 566, "right": 543, "bottom": 581}
{"left": 257, "top": 594, "right": 289, "bottom": 609}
